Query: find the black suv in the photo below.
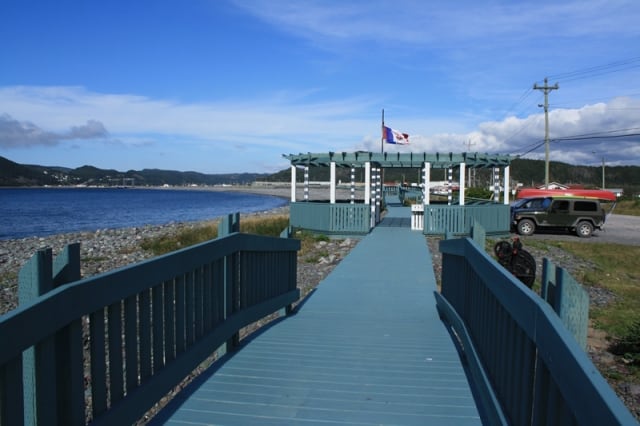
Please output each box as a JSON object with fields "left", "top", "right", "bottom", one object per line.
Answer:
{"left": 511, "top": 197, "right": 606, "bottom": 238}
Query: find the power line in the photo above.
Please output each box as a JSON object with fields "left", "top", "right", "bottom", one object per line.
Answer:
{"left": 553, "top": 132, "right": 640, "bottom": 142}
{"left": 545, "top": 56, "right": 640, "bottom": 83}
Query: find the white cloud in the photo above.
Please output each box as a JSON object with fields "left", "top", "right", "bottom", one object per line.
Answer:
{"left": 1, "top": 86, "right": 638, "bottom": 170}
{"left": 0, "top": 113, "right": 108, "bottom": 148}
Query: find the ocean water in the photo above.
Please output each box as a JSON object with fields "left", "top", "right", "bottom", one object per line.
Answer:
{"left": 0, "top": 187, "right": 288, "bottom": 240}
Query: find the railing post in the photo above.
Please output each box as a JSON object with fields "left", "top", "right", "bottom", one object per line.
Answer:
{"left": 218, "top": 213, "right": 241, "bottom": 356}
{"left": 52, "top": 244, "right": 84, "bottom": 426}
{"left": 19, "top": 248, "right": 54, "bottom": 426}
{"left": 18, "top": 244, "right": 82, "bottom": 426}
{"left": 470, "top": 221, "right": 486, "bottom": 247}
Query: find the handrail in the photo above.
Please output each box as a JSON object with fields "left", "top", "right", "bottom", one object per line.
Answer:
{"left": 437, "top": 237, "right": 637, "bottom": 425}
{"left": 0, "top": 231, "right": 300, "bottom": 425}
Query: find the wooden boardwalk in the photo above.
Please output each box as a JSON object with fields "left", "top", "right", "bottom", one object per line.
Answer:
{"left": 153, "top": 201, "right": 483, "bottom": 425}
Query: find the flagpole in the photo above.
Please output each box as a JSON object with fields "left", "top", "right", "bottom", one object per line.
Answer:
{"left": 381, "top": 108, "right": 385, "bottom": 154}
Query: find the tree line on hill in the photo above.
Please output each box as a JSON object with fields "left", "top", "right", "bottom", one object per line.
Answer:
{"left": 1, "top": 155, "right": 638, "bottom": 197}
{"left": 0, "top": 156, "right": 267, "bottom": 187}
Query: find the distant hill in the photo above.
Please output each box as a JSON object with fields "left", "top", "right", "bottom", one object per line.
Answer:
{"left": 0, "top": 156, "right": 269, "bottom": 187}
{"left": 2, "top": 155, "right": 638, "bottom": 196}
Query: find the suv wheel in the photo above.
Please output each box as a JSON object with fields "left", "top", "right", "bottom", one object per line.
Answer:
{"left": 517, "top": 219, "right": 535, "bottom": 236}
{"left": 576, "top": 221, "right": 593, "bottom": 238}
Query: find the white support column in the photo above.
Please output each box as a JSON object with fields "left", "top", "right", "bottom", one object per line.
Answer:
{"left": 330, "top": 161, "right": 336, "bottom": 204}
{"left": 459, "top": 162, "right": 466, "bottom": 206}
{"left": 503, "top": 165, "right": 510, "bottom": 204}
{"left": 303, "top": 166, "right": 309, "bottom": 201}
{"left": 371, "top": 167, "right": 378, "bottom": 227}
{"left": 375, "top": 168, "right": 381, "bottom": 222}
{"left": 364, "top": 162, "right": 371, "bottom": 205}
{"left": 350, "top": 166, "right": 355, "bottom": 204}
{"left": 290, "top": 165, "right": 296, "bottom": 202}
{"left": 423, "top": 162, "right": 431, "bottom": 205}
{"left": 447, "top": 167, "right": 453, "bottom": 206}
{"left": 493, "top": 167, "right": 500, "bottom": 202}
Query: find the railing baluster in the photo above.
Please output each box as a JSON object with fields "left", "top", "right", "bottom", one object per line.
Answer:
{"left": 108, "top": 301, "right": 124, "bottom": 404}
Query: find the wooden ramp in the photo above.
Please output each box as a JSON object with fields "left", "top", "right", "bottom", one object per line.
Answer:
{"left": 153, "top": 202, "right": 482, "bottom": 425}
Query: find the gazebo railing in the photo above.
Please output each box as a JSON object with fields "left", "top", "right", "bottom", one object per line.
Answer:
{"left": 290, "top": 202, "right": 371, "bottom": 235}
{"left": 423, "top": 204, "right": 510, "bottom": 235}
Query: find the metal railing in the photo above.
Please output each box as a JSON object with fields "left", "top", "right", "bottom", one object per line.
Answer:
{"left": 0, "top": 214, "right": 300, "bottom": 425}
{"left": 436, "top": 237, "right": 637, "bottom": 425}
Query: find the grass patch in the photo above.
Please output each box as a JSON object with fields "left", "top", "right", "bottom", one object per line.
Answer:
{"left": 295, "top": 231, "right": 330, "bottom": 260}
{"left": 141, "top": 222, "right": 219, "bottom": 255}
{"left": 140, "top": 215, "right": 293, "bottom": 256}
{"left": 240, "top": 215, "right": 289, "bottom": 237}
{"left": 535, "top": 241, "right": 640, "bottom": 339}
{"left": 614, "top": 199, "right": 640, "bottom": 217}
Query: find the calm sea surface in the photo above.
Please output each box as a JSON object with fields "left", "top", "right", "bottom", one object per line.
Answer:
{"left": 0, "top": 187, "right": 288, "bottom": 240}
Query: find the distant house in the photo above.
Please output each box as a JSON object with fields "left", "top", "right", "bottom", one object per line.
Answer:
{"left": 537, "top": 182, "right": 569, "bottom": 190}
{"left": 607, "top": 188, "right": 624, "bottom": 197}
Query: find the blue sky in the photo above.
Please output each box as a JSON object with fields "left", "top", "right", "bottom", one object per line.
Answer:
{"left": 1, "top": 0, "right": 639, "bottom": 174}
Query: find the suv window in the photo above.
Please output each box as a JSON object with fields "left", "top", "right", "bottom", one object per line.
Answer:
{"left": 574, "top": 201, "right": 598, "bottom": 212}
{"left": 551, "top": 200, "right": 569, "bottom": 211}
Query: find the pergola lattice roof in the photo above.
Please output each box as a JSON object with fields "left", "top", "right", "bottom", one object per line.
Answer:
{"left": 284, "top": 151, "right": 511, "bottom": 169}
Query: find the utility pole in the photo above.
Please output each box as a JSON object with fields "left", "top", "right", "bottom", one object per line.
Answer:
{"left": 465, "top": 139, "right": 476, "bottom": 187}
{"left": 533, "top": 77, "right": 559, "bottom": 188}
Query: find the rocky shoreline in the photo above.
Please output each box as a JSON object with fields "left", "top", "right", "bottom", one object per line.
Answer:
{"left": 0, "top": 205, "right": 291, "bottom": 315}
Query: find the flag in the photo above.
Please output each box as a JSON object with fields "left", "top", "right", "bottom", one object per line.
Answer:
{"left": 382, "top": 125, "right": 410, "bottom": 144}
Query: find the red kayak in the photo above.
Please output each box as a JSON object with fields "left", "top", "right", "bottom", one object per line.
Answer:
{"left": 515, "top": 188, "right": 617, "bottom": 202}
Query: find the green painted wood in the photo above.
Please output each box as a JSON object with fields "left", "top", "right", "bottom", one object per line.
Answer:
{"left": 285, "top": 151, "right": 511, "bottom": 169}
{"left": 139, "top": 289, "right": 152, "bottom": 382}
{"left": 541, "top": 259, "right": 589, "bottom": 350}
{"left": 124, "top": 295, "right": 139, "bottom": 391}
{"left": 175, "top": 275, "right": 186, "bottom": 356}
{"left": 152, "top": 284, "right": 164, "bottom": 373}
{"left": 185, "top": 271, "right": 195, "bottom": 347}
{"left": 424, "top": 204, "right": 510, "bottom": 235}
{"left": 440, "top": 237, "right": 638, "bottom": 425}
{"left": 89, "top": 308, "right": 108, "bottom": 418}
{"left": 18, "top": 249, "right": 52, "bottom": 426}
{"left": 91, "top": 290, "right": 300, "bottom": 426}
{"left": 56, "top": 319, "right": 85, "bottom": 426}
{"left": 290, "top": 202, "right": 371, "bottom": 235}
{"left": 156, "top": 205, "right": 483, "bottom": 425}
{"left": 1, "top": 356, "right": 24, "bottom": 426}
{"left": 2, "top": 230, "right": 301, "bottom": 425}
{"left": 163, "top": 280, "right": 176, "bottom": 364}
{"left": 52, "top": 243, "right": 81, "bottom": 286}
{"left": 108, "top": 301, "right": 125, "bottom": 404}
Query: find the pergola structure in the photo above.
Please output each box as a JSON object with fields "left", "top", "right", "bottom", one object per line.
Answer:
{"left": 283, "top": 151, "right": 513, "bottom": 236}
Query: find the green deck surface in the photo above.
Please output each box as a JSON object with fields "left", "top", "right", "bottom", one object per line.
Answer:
{"left": 154, "top": 200, "right": 482, "bottom": 425}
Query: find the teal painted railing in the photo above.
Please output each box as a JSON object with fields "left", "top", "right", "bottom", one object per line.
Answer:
{"left": 436, "top": 237, "right": 637, "bottom": 425}
{"left": 398, "top": 187, "right": 423, "bottom": 204}
{"left": 541, "top": 258, "right": 590, "bottom": 350}
{"left": 423, "top": 204, "right": 510, "bottom": 235}
{"left": 383, "top": 185, "right": 399, "bottom": 195}
{"left": 0, "top": 215, "right": 300, "bottom": 425}
{"left": 290, "top": 202, "right": 371, "bottom": 235}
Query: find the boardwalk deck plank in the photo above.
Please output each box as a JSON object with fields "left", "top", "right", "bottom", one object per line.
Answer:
{"left": 155, "top": 200, "right": 482, "bottom": 425}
